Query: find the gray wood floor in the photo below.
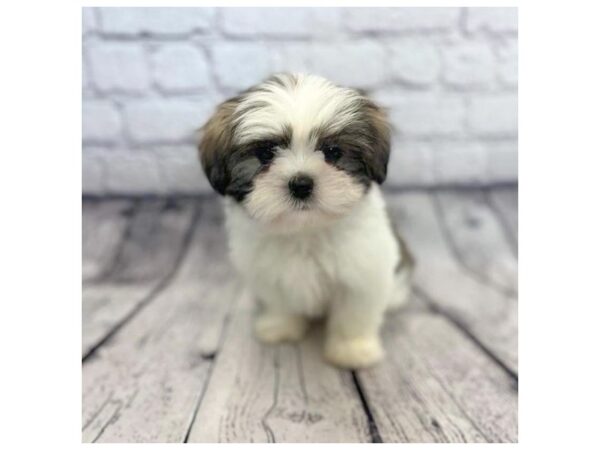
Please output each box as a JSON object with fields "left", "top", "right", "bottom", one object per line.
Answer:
{"left": 82, "top": 187, "right": 518, "bottom": 443}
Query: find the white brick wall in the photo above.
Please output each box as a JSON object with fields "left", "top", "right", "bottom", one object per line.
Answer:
{"left": 345, "top": 7, "right": 460, "bottom": 32}
{"left": 212, "top": 42, "right": 273, "bottom": 90}
{"left": 151, "top": 44, "right": 211, "bottom": 92}
{"left": 123, "top": 99, "right": 213, "bottom": 144}
{"left": 88, "top": 43, "right": 151, "bottom": 94}
{"left": 83, "top": 7, "right": 518, "bottom": 195}
{"left": 389, "top": 39, "right": 441, "bottom": 87}
{"left": 98, "top": 7, "right": 215, "bottom": 36}
{"left": 82, "top": 101, "right": 122, "bottom": 143}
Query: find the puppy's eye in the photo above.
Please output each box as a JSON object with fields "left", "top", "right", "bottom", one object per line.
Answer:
{"left": 321, "top": 144, "right": 342, "bottom": 163}
{"left": 254, "top": 143, "right": 276, "bottom": 164}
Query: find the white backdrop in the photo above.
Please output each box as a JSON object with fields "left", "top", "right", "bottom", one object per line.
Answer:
{"left": 82, "top": 7, "right": 517, "bottom": 194}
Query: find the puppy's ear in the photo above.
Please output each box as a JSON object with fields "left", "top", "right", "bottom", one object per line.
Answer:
{"left": 362, "top": 100, "right": 391, "bottom": 184}
{"left": 198, "top": 97, "right": 240, "bottom": 195}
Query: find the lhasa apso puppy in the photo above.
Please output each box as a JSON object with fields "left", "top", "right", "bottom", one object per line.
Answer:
{"left": 198, "top": 73, "right": 413, "bottom": 368}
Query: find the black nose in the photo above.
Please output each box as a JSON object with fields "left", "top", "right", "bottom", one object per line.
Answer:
{"left": 288, "top": 174, "right": 314, "bottom": 200}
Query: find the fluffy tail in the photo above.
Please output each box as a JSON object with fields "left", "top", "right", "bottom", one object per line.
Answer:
{"left": 387, "top": 232, "right": 415, "bottom": 311}
{"left": 387, "top": 265, "right": 413, "bottom": 311}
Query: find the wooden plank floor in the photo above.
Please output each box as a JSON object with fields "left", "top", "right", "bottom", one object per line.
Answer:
{"left": 82, "top": 187, "right": 518, "bottom": 443}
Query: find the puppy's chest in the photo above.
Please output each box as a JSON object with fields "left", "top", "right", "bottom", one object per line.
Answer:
{"left": 236, "top": 232, "right": 339, "bottom": 315}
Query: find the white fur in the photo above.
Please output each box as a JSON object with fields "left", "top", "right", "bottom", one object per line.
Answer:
{"left": 244, "top": 139, "right": 366, "bottom": 232}
{"left": 238, "top": 74, "right": 368, "bottom": 232}
{"left": 225, "top": 185, "right": 409, "bottom": 368}
{"left": 210, "top": 74, "right": 411, "bottom": 368}
{"left": 234, "top": 73, "right": 363, "bottom": 145}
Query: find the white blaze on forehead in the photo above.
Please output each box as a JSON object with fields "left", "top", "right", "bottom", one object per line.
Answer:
{"left": 233, "top": 73, "right": 363, "bottom": 145}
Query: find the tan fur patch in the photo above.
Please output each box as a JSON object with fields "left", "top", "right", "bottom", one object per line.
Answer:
{"left": 197, "top": 97, "right": 240, "bottom": 194}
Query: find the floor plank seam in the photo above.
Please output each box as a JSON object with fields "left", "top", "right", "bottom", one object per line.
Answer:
{"left": 484, "top": 188, "right": 518, "bottom": 258}
{"left": 413, "top": 286, "right": 518, "bottom": 385}
{"left": 430, "top": 192, "right": 518, "bottom": 299}
{"left": 81, "top": 184, "right": 518, "bottom": 203}
{"left": 385, "top": 182, "right": 519, "bottom": 195}
{"left": 182, "top": 356, "right": 223, "bottom": 442}
{"left": 82, "top": 201, "right": 201, "bottom": 363}
{"left": 419, "top": 357, "right": 493, "bottom": 443}
{"left": 350, "top": 371, "right": 383, "bottom": 443}
{"left": 261, "top": 347, "right": 280, "bottom": 443}
{"left": 88, "top": 200, "right": 140, "bottom": 284}
{"left": 294, "top": 345, "right": 310, "bottom": 406}
{"left": 182, "top": 286, "right": 242, "bottom": 443}
{"left": 92, "top": 400, "right": 123, "bottom": 443}
{"left": 82, "top": 392, "right": 114, "bottom": 435}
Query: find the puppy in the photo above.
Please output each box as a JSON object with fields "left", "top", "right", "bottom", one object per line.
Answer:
{"left": 198, "top": 73, "right": 413, "bottom": 368}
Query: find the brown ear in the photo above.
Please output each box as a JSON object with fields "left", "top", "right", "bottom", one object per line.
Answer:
{"left": 198, "top": 97, "right": 240, "bottom": 195}
{"left": 362, "top": 99, "right": 391, "bottom": 184}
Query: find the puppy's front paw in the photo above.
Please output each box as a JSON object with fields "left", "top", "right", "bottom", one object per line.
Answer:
{"left": 255, "top": 314, "right": 308, "bottom": 344}
{"left": 324, "top": 335, "right": 384, "bottom": 369}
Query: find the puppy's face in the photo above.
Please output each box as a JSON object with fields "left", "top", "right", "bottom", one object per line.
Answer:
{"left": 199, "top": 73, "right": 390, "bottom": 232}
